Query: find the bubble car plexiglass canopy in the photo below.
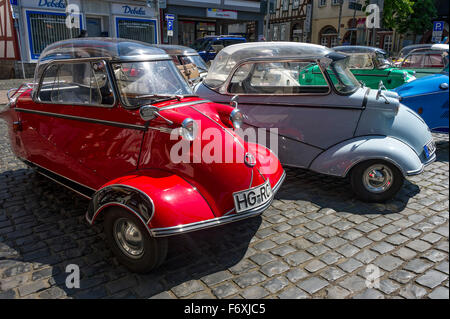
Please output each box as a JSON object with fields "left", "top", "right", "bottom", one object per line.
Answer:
{"left": 204, "top": 42, "right": 335, "bottom": 88}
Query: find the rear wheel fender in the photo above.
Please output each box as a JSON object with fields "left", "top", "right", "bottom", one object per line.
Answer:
{"left": 86, "top": 170, "right": 215, "bottom": 234}
{"left": 309, "top": 136, "right": 422, "bottom": 178}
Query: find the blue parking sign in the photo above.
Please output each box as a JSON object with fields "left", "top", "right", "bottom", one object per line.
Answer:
{"left": 167, "top": 19, "right": 173, "bottom": 31}
{"left": 433, "top": 21, "right": 444, "bottom": 32}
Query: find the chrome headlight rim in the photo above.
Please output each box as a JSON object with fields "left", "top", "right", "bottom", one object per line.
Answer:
{"left": 180, "top": 118, "right": 198, "bottom": 141}
{"left": 230, "top": 108, "right": 244, "bottom": 129}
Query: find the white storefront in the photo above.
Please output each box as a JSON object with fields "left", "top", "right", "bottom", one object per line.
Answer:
{"left": 14, "top": 0, "right": 158, "bottom": 62}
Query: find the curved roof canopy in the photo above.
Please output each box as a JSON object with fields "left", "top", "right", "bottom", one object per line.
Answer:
{"left": 38, "top": 38, "right": 170, "bottom": 64}
{"left": 205, "top": 42, "right": 335, "bottom": 88}
{"left": 333, "top": 45, "right": 387, "bottom": 55}
{"left": 153, "top": 44, "right": 199, "bottom": 56}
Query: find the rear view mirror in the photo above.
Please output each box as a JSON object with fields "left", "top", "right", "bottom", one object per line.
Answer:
{"left": 139, "top": 105, "right": 159, "bottom": 121}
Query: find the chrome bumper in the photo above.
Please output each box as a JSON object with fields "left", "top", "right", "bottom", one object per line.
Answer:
{"left": 406, "top": 153, "right": 436, "bottom": 176}
{"left": 149, "top": 170, "right": 286, "bottom": 237}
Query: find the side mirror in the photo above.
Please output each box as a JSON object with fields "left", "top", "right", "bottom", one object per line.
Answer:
{"left": 376, "top": 80, "right": 390, "bottom": 104}
{"left": 139, "top": 105, "right": 173, "bottom": 125}
{"left": 230, "top": 95, "right": 239, "bottom": 108}
{"left": 139, "top": 105, "right": 159, "bottom": 121}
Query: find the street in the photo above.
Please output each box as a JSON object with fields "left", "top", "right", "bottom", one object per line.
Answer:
{"left": 0, "top": 111, "right": 448, "bottom": 299}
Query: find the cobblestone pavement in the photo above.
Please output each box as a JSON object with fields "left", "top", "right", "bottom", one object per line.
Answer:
{"left": 0, "top": 115, "right": 448, "bottom": 299}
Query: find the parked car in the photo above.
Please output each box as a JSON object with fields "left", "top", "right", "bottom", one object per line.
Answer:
{"left": 195, "top": 42, "right": 436, "bottom": 202}
{"left": 191, "top": 35, "right": 246, "bottom": 63}
{"left": 0, "top": 38, "right": 285, "bottom": 272}
{"left": 332, "top": 46, "right": 416, "bottom": 89}
{"left": 396, "top": 44, "right": 449, "bottom": 78}
{"left": 393, "top": 56, "right": 449, "bottom": 133}
{"left": 392, "top": 43, "right": 435, "bottom": 65}
{"left": 154, "top": 44, "right": 208, "bottom": 84}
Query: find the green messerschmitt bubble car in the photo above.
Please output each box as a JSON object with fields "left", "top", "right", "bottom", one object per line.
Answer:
{"left": 331, "top": 46, "right": 416, "bottom": 89}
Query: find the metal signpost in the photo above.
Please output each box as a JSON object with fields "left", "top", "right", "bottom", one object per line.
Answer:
{"left": 432, "top": 21, "right": 445, "bottom": 43}
{"left": 166, "top": 13, "right": 175, "bottom": 43}
{"left": 9, "top": 0, "right": 26, "bottom": 79}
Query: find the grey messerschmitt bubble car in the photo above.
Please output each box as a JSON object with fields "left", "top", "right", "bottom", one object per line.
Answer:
{"left": 194, "top": 42, "right": 436, "bottom": 202}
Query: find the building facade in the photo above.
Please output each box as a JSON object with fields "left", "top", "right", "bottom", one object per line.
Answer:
{"left": 162, "top": 0, "right": 263, "bottom": 46}
{"left": 11, "top": 0, "right": 159, "bottom": 65}
{"left": 311, "top": 0, "right": 369, "bottom": 48}
{"left": 267, "top": 0, "right": 312, "bottom": 42}
{"left": 0, "top": 0, "right": 20, "bottom": 78}
{"left": 4, "top": 0, "right": 264, "bottom": 76}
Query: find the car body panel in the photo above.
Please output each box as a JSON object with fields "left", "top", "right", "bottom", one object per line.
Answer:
{"left": 0, "top": 38, "right": 285, "bottom": 238}
{"left": 396, "top": 44, "right": 449, "bottom": 78}
{"left": 333, "top": 46, "right": 415, "bottom": 89}
{"left": 195, "top": 42, "right": 435, "bottom": 181}
{"left": 309, "top": 136, "right": 428, "bottom": 177}
{"left": 393, "top": 73, "right": 449, "bottom": 133}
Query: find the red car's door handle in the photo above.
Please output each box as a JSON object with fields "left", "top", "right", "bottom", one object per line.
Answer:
{"left": 13, "top": 121, "right": 22, "bottom": 132}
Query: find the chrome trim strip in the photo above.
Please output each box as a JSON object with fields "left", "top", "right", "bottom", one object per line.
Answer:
{"left": 88, "top": 184, "right": 156, "bottom": 225}
{"left": 15, "top": 108, "right": 147, "bottom": 131}
{"left": 149, "top": 170, "right": 286, "bottom": 237}
{"left": 20, "top": 158, "right": 97, "bottom": 192}
{"left": 36, "top": 171, "right": 92, "bottom": 200}
{"left": 86, "top": 202, "right": 153, "bottom": 236}
{"left": 147, "top": 126, "right": 174, "bottom": 134}
{"left": 406, "top": 153, "right": 436, "bottom": 176}
{"left": 400, "top": 91, "right": 444, "bottom": 99}
{"left": 159, "top": 99, "right": 210, "bottom": 111}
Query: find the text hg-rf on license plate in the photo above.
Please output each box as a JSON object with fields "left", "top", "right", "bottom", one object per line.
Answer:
{"left": 233, "top": 180, "right": 272, "bottom": 214}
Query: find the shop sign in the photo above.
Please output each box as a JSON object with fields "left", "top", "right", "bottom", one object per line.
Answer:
{"left": 304, "top": 3, "right": 312, "bottom": 32}
{"left": 21, "top": 0, "right": 81, "bottom": 10}
{"left": 206, "top": 8, "right": 237, "bottom": 20}
{"left": 112, "top": 3, "right": 155, "bottom": 17}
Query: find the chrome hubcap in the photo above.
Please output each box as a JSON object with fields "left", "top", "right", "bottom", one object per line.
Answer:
{"left": 113, "top": 218, "right": 144, "bottom": 259}
{"left": 363, "top": 164, "right": 394, "bottom": 194}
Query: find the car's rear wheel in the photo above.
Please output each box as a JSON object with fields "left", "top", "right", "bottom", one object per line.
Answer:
{"left": 104, "top": 207, "right": 167, "bottom": 273}
{"left": 350, "top": 160, "right": 404, "bottom": 202}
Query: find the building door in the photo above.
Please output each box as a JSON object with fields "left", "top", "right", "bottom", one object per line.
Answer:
{"left": 86, "top": 17, "right": 102, "bottom": 37}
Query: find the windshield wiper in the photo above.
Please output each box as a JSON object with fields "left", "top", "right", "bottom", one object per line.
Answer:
{"left": 135, "top": 94, "right": 199, "bottom": 104}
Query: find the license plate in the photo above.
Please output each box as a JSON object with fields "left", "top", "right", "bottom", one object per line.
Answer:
{"left": 424, "top": 140, "right": 436, "bottom": 158}
{"left": 233, "top": 180, "right": 273, "bottom": 214}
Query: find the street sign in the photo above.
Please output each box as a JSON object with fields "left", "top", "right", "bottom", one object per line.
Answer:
{"left": 349, "top": 1, "right": 362, "bottom": 11}
{"left": 165, "top": 14, "right": 175, "bottom": 21}
{"left": 166, "top": 14, "right": 174, "bottom": 37}
{"left": 433, "top": 21, "right": 445, "bottom": 32}
{"left": 432, "top": 21, "right": 444, "bottom": 43}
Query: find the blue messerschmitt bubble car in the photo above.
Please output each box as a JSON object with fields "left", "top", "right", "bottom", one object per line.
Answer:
{"left": 394, "top": 50, "right": 449, "bottom": 134}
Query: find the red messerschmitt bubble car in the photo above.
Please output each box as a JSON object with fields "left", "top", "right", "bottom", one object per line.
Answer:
{"left": 1, "top": 38, "right": 285, "bottom": 272}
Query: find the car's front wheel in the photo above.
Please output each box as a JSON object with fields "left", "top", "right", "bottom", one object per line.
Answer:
{"left": 350, "top": 160, "right": 404, "bottom": 202}
{"left": 104, "top": 208, "right": 168, "bottom": 273}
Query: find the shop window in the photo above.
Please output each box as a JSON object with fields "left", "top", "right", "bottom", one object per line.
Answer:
{"left": 382, "top": 34, "right": 393, "bottom": 53}
{"left": 116, "top": 18, "right": 156, "bottom": 44}
{"left": 26, "top": 11, "right": 81, "bottom": 60}
{"left": 38, "top": 61, "right": 114, "bottom": 106}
